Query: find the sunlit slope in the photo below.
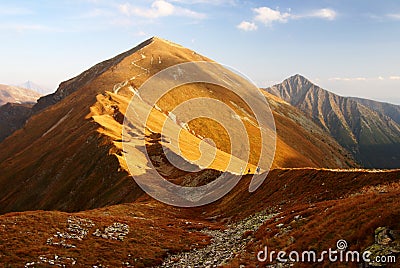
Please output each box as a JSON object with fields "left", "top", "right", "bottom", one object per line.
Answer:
{"left": 0, "top": 37, "right": 354, "bottom": 214}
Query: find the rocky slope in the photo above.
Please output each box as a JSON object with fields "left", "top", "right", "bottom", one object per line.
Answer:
{"left": 264, "top": 92, "right": 356, "bottom": 168}
{"left": 350, "top": 96, "right": 400, "bottom": 125}
{"left": 265, "top": 74, "right": 400, "bottom": 168}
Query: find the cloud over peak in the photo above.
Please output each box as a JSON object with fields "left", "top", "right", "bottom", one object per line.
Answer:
{"left": 118, "top": 0, "right": 206, "bottom": 19}
{"left": 237, "top": 6, "right": 337, "bottom": 31}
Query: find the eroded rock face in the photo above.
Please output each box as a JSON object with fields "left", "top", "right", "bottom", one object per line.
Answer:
{"left": 363, "top": 227, "right": 400, "bottom": 267}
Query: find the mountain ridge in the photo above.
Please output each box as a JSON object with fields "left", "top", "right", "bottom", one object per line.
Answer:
{"left": 349, "top": 96, "right": 400, "bottom": 125}
{"left": 0, "top": 38, "right": 355, "bottom": 214}
{"left": 32, "top": 37, "right": 159, "bottom": 113}
{"left": 265, "top": 74, "right": 400, "bottom": 168}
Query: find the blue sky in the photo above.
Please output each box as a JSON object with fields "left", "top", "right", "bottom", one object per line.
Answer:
{"left": 0, "top": 0, "right": 399, "bottom": 104}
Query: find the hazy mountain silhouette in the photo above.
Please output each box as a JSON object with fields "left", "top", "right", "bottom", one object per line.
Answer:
{"left": 19, "top": 81, "right": 49, "bottom": 95}
{"left": 0, "top": 84, "right": 41, "bottom": 106}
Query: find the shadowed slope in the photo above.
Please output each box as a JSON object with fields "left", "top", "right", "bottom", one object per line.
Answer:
{"left": 0, "top": 168, "right": 399, "bottom": 267}
{"left": 265, "top": 74, "right": 400, "bottom": 168}
{"left": 0, "top": 103, "right": 33, "bottom": 142}
{"left": 350, "top": 97, "right": 400, "bottom": 125}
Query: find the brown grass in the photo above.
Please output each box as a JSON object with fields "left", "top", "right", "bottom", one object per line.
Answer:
{"left": 1, "top": 169, "right": 399, "bottom": 266}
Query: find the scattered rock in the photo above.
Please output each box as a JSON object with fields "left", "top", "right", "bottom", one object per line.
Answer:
{"left": 47, "top": 216, "right": 94, "bottom": 248}
{"left": 157, "top": 210, "right": 278, "bottom": 267}
{"left": 25, "top": 254, "right": 76, "bottom": 267}
{"left": 93, "top": 222, "right": 129, "bottom": 241}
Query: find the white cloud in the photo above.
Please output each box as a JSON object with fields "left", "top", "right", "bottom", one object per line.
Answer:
{"left": 329, "top": 77, "right": 367, "bottom": 82}
{"left": 118, "top": 0, "right": 206, "bottom": 19}
{"left": 387, "top": 13, "right": 400, "bottom": 20}
{"left": 308, "top": 8, "right": 337, "bottom": 20}
{"left": 170, "top": 0, "right": 236, "bottom": 5}
{"left": 291, "top": 8, "right": 337, "bottom": 20}
{"left": 329, "top": 76, "right": 400, "bottom": 82}
{"left": 176, "top": 7, "right": 206, "bottom": 19}
{"left": 253, "top": 7, "right": 290, "bottom": 25}
{"left": 238, "top": 6, "right": 337, "bottom": 30}
{"left": 237, "top": 21, "right": 257, "bottom": 31}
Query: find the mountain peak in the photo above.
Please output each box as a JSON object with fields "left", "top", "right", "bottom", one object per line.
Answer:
{"left": 286, "top": 74, "right": 313, "bottom": 86}
{"left": 289, "top": 74, "right": 307, "bottom": 80}
{"left": 19, "top": 80, "right": 49, "bottom": 94}
{"left": 265, "top": 74, "right": 315, "bottom": 105}
{"left": 265, "top": 75, "right": 400, "bottom": 168}
{"left": 150, "top": 36, "right": 186, "bottom": 48}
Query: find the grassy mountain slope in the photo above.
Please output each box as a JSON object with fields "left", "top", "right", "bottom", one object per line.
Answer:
{"left": 0, "top": 103, "right": 33, "bottom": 142}
{"left": 0, "top": 38, "right": 354, "bottom": 215}
{"left": 1, "top": 168, "right": 399, "bottom": 267}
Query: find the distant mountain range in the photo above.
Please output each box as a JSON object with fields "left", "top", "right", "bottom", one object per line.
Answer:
{"left": 0, "top": 84, "right": 41, "bottom": 106}
{"left": 265, "top": 74, "right": 400, "bottom": 168}
{"left": 18, "top": 80, "right": 49, "bottom": 95}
